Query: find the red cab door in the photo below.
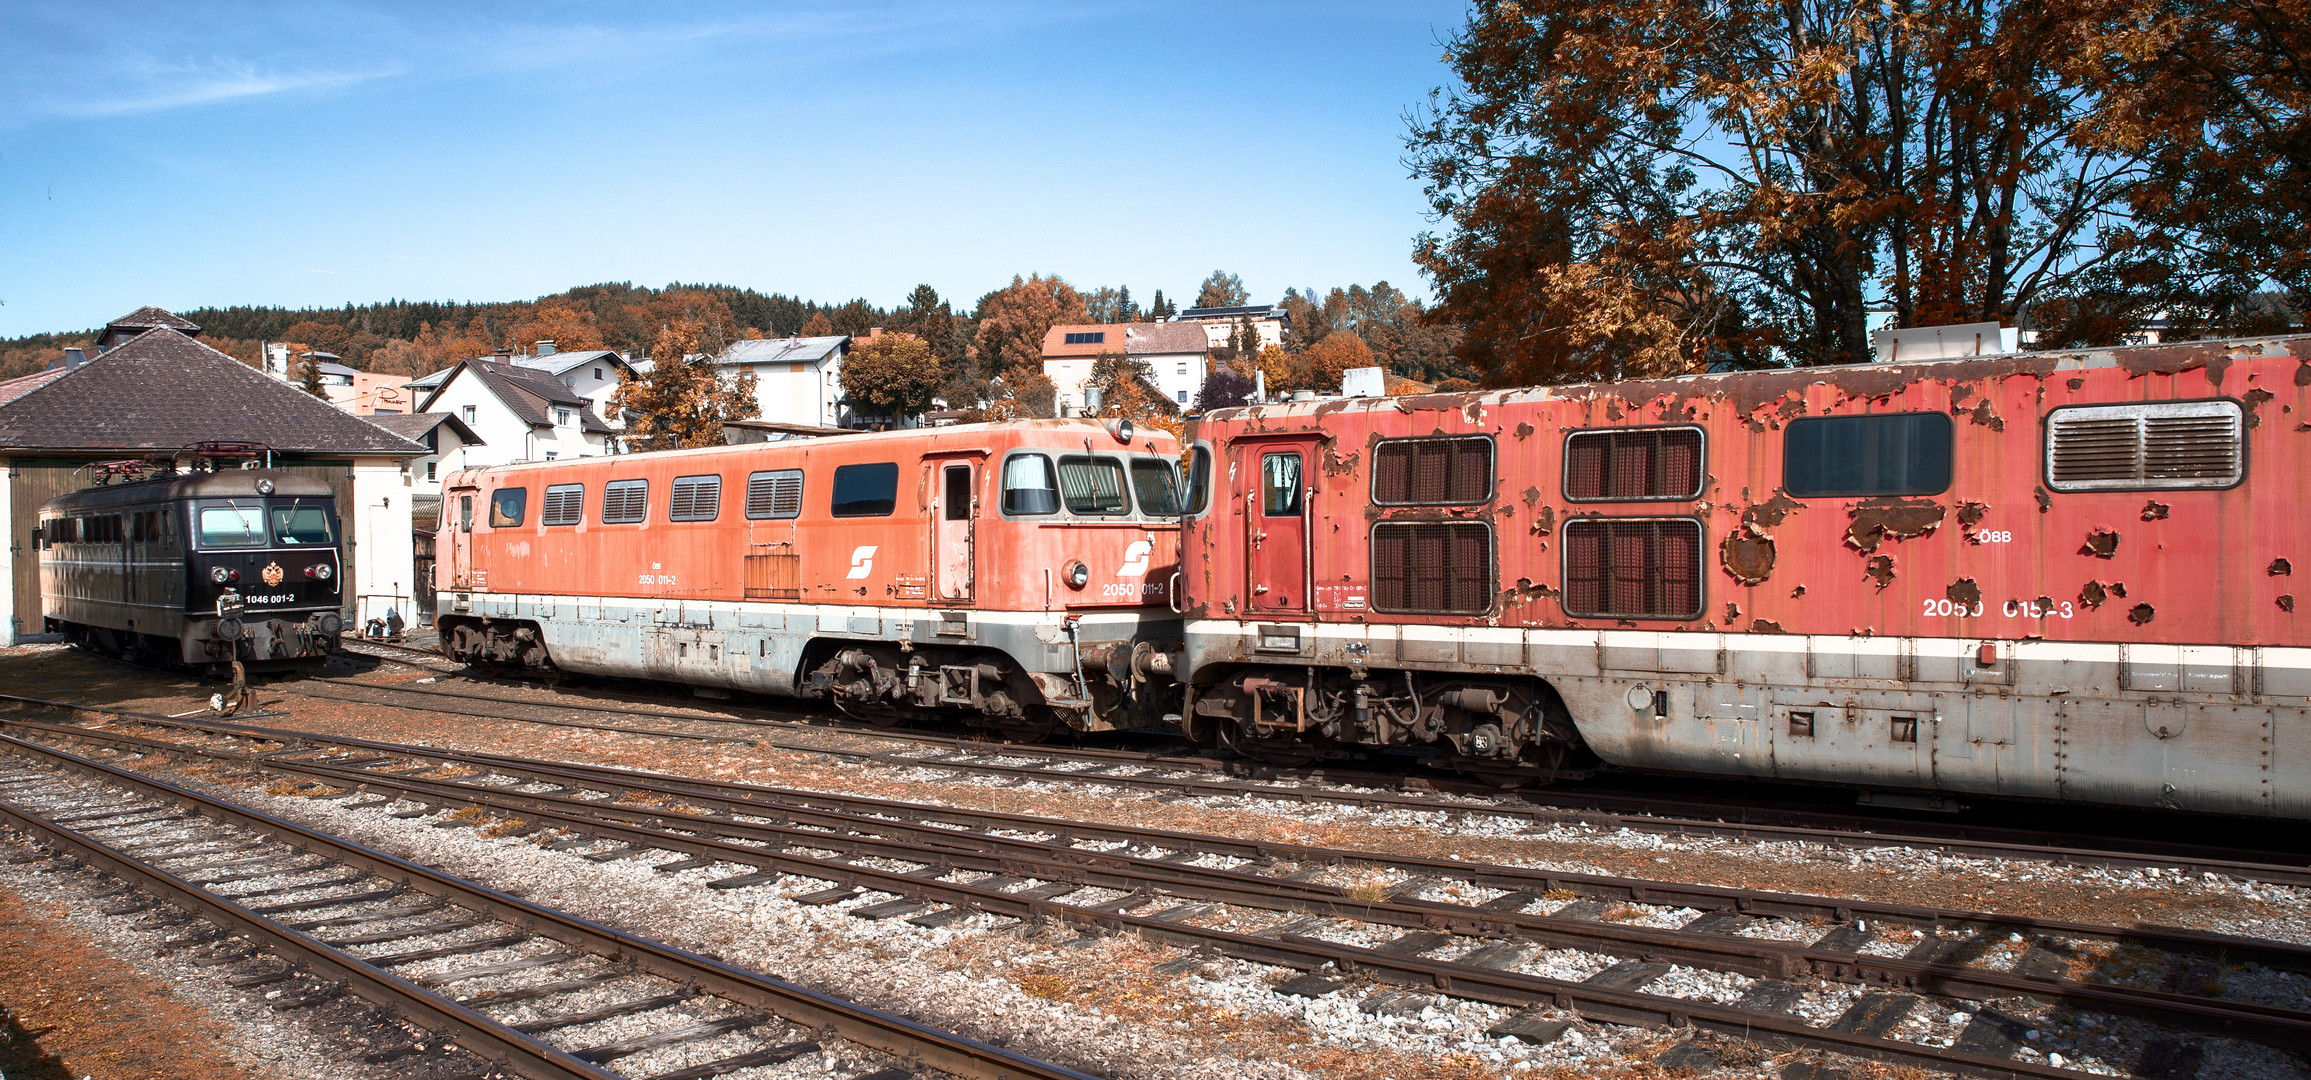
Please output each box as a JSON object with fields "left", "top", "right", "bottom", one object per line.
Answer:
{"left": 933, "top": 460, "right": 976, "bottom": 603}
{"left": 1241, "top": 440, "right": 1314, "bottom": 612}
{"left": 449, "top": 486, "right": 477, "bottom": 589}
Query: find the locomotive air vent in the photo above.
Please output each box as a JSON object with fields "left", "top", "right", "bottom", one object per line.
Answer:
{"left": 1372, "top": 522, "right": 1494, "bottom": 614}
{"left": 2047, "top": 400, "right": 2243, "bottom": 491}
{"left": 541, "top": 483, "right": 584, "bottom": 526}
{"left": 602, "top": 479, "right": 649, "bottom": 523}
{"left": 746, "top": 469, "right": 804, "bottom": 519}
{"left": 1373, "top": 436, "right": 1494, "bottom": 506}
{"left": 1565, "top": 427, "right": 1704, "bottom": 501}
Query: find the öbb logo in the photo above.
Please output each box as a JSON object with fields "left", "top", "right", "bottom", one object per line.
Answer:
{"left": 846, "top": 546, "right": 878, "bottom": 579}
{"left": 1118, "top": 539, "right": 1152, "bottom": 577}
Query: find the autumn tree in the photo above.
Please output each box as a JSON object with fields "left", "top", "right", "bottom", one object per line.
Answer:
{"left": 296, "top": 353, "right": 327, "bottom": 397}
{"left": 1408, "top": 0, "right": 2154, "bottom": 382}
{"left": 799, "top": 312, "right": 835, "bottom": 336}
{"left": 509, "top": 301, "right": 607, "bottom": 353}
{"left": 1304, "top": 333, "right": 1376, "bottom": 395}
{"left": 1191, "top": 365, "right": 1257, "bottom": 412}
{"left": 965, "top": 274, "right": 1087, "bottom": 417}
{"left": 1084, "top": 355, "right": 1182, "bottom": 434}
{"left": 1195, "top": 271, "right": 1248, "bottom": 310}
{"left": 1143, "top": 290, "right": 1177, "bottom": 321}
{"left": 613, "top": 312, "right": 757, "bottom": 451}
{"left": 838, "top": 331, "right": 942, "bottom": 424}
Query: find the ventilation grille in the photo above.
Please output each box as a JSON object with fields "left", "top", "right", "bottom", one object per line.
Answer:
{"left": 1372, "top": 437, "right": 1494, "bottom": 505}
{"left": 2048, "top": 401, "right": 2242, "bottom": 490}
{"left": 669, "top": 475, "right": 721, "bottom": 521}
{"left": 1565, "top": 427, "right": 1703, "bottom": 500}
{"left": 745, "top": 470, "right": 803, "bottom": 519}
{"left": 541, "top": 484, "right": 584, "bottom": 526}
{"left": 1371, "top": 522, "right": 1493, "bottom": 614}
{"left": 601, "top": 479, "right": 648, "bottom": 523}
{"left": 1563, "top": 518, "right": 1703, "bottom": 619}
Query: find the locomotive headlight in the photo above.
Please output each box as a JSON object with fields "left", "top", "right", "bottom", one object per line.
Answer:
{"left": 256, "top": 478, "right": 275, "bottom": 495}
{"left": 210, "top": 566, "right": 234, "bottom": 584}
{"left": 306, "top": 563, "right": 333, "bottom": 580}
{"left": 1064, "top": 560, "right": 1090, "bottom": 589}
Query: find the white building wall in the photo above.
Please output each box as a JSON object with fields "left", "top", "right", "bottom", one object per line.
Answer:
{"left": 1185, "top": 318, "right": 1284, "bottom": 352}
{"left": 551, "top": 361, "right": 626, "bottom": 429}
{"left": 1045, "top": 350, "right": 1208, "bottom": 414}
{"left": 348, "top": 460, "right": 417, "bottom": 633}
{"left": 422, "top": 374, "right": 603, "bottom": 469}
{"left": 734, "top": 356, "right": 844, "bottom": 427}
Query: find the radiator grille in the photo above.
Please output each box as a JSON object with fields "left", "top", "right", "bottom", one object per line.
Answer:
{"left": 1371, "top": 522, "right": 1493, "bottom": 614}
{"left": 2048, "top": 401, "right": 2242, "bottom": 490}
{"left": 669, "top": 474, "right": 721, "bottom": 521}
{"left": 541, "top": 483, "right": 584, "bottom": 526}
{"left": 745, "top": 469, "right": 804, "bottom": 519}
{"left": 1563, "top": 518, "right": 1703, "bottom": 619}
{"left": 1564, "top": 427, "right": 1703, "bottom": 500}
{"left": 601, "top": 479, "right": 648, "bottom": 523}
{"left": 1372, "top": 437, "right": 1493, "bottom": 505}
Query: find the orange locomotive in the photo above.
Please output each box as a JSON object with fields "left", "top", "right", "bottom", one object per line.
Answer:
{"left": 437, "top": 420, "right": 1185, "bottom": 739}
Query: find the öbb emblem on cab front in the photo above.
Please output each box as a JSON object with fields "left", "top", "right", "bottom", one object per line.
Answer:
{"left": 845, "top": 546, "right": 877, "bottom": 579}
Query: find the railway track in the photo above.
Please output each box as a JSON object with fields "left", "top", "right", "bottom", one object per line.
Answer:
{"left": 7, "top": 704, "right": 2308, "bottom": 1078}
{"left": 0, "top": 730, "right": 1097, "bottom": 1080}
{"left": 262, "top": 667, "right": 2311, "bottom": 890}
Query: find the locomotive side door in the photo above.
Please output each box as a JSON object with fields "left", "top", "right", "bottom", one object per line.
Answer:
{"left": 931, "top": 461, "right": 976, "bottom": 603}
{"left": 1241, "top": 439, "right": 1315, "bottom": 613}
{"left": 448, "top": 485, "right": 477, "bottom": 590}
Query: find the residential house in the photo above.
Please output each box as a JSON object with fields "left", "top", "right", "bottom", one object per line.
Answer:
{"left": 404, "top": 342, "right": 635, "bottom": 436}
{"left": 1172, "top": 304, "right": 1289, "bottom": 353}
{"left": 0, "top": 307, "right": 425, "bottom": 643}
{"left": 365, "top": 412, "right": 485, "bottom": 494}
{"left": 350, "top": 373, "right": 418, "bottom": 415}
{"left": 417, "top": 358, "right": 613, "bottom": 467}
{"left": 1041, "top": 321, "right": 1213, "bottom": 414}
{"left": 715, "top": 335, "right": 851, "bottom": 429}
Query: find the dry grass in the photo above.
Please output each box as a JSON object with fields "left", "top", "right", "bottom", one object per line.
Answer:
{"left": 446, "top": 806, "right": 488, "bottom": 821}
{"left": 479, "top": 817, "right": 530, "bottom": 838}
{"left": 262, "top": 781, "right": 308, "bottom": 797}
{"left": 1601, "top": 903, "right": 1643, "bottom": 922}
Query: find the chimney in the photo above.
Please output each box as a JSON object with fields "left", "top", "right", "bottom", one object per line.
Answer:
{"left": 535, "top": 340, "right": 556, "bottom": 356}
{"left": 63, "top": 347, "right": 88, "bottom": 370}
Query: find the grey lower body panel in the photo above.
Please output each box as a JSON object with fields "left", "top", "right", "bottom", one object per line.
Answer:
{"left": 1185, "top": 621, "right": 2311, "bottom": 818}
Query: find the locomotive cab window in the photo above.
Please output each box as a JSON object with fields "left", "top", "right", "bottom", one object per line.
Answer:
{"left": 1564, "top": 427, "right": 1703, "bottom": 501}
{"left": 489, "top": 487, "right": 526, "bottom": 528}
{"left": 1784, "top": 413, "right": 1952, "bottom": 497}
{"left": 2046, "top": 399, "right": 2244, "bottom": 491}
{"left": 1261, "top": 452, "right": 1303, "bottom": 516}
{"left": 541, "top": 483, "right": 584, "bottom": 526}
{"left": 1130, "top": 457, "right": 1184, "bottom": 516}
{"left": 745, "top": 470, "right": 803, "bottom": 518}
{"left": 831, "top": 462, "right": 898, "bottom": 517}
{"left": 1373, "top": 435, "right": 1494, "bottom": 505}
{"left": 1563, "top": 517, "right": 1705, "bottom": 620}
{"left": 669, "top": 474, "right": 722, "bottom": 521}
{"left": 270, "top": 504, "right": 334, "bottom": 545}
{"left": 1058, "top": 455, "right": 1129, "bottom": 515}
{"left": 601, "top": 479, "right": 648, "bottom": 524}
{"left": 943, "top": 465, "right": 973, "bottom": 520}
{"left": 198, "top": 506, "right": 267, "bottom": 548}
{"left": 1001, "top": 453, "right": 1059, "bottom": 515}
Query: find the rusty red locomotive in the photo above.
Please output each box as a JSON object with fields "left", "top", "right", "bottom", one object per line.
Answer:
{"left": 1176, "top": 334, "right": 2311, "bottom": 816}
{"left": 437, "top": 420, "right": 1184, "bottom": 739}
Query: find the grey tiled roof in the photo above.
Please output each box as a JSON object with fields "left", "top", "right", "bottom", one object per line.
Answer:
{"left": 106, "top": 305, "right": 203, "bottom": 334}
{"left": 429, "top": 358, "right": 612, "bottom": 434}
{"left": 719, "top": 336, "right": 848, "bottom": 366}
{"left": 0, "top": 328, "right": 424, "bottom": 454}
{"left": 366, "top": 411, "right": 485, "bottom": 446}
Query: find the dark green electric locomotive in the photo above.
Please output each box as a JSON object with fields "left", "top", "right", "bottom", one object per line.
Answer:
{"left": 36, "top": 470, "right": 345, "bottom": 671}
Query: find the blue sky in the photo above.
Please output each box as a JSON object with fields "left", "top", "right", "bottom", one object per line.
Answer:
{"left": 0, "top": 1, "right": 1468, "bottom": 336}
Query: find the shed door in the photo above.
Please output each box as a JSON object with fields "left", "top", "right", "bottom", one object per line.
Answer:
{"left": 449, "top": 487, "right": 476, "bottom": 589}
{"left": 934, "top": 463, "right": 975, "bottom": 603}
{"left": 1242, "top": 441, "right": 1314, "bottom": 613}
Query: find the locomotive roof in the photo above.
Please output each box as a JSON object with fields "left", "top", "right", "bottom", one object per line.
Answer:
{"left": 1203, "top": 332, "right": 2311, "bottom": 425}
{"left": 467, "top": 419, "right": 1177, "bottom": 477}
{"left": 40, "top": 469, "right": 336, "bottom": 512}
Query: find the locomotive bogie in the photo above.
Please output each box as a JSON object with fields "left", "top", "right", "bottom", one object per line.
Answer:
{"left": 437, "top": 421, "right": 1187, "bottom": 734}
{"left": 1181, "top": 334, "right": 2311, "bottom": 817}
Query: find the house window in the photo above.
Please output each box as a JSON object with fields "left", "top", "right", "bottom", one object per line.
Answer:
{"left": 601, "top": 479, "right": 649, "bottom": 523}
{"left": 563, "top": 376, "right": 574, "bottom": 387}
{"left": 594, "top": 367, "right": 603, "bottom": 380}
{"left": 1177, "top": 364, "right": 1187, "bottom": 375}
{"left": 669, "top": 474, "right": 722, "bottom": 521}
{"left": 425, "top": 461, "right": 437, "bottom": 481}
{"left": 555, "top": 407, "right": 572, "bottom": 427}
{"left": 1784, "top": 413, "right": 1953, "bottom": 497}
{"left": 1063, "top": 331, "right": 1106, "bottom": 345}
{"left": 544, "top": 451, "right": 557, "bottom": 460}
{"left": 2046, "top": 400, "right": 2243, "bottom": 491}
{"left": 462, "top": 405, "right": 477, "bottom": 423}
{"left": 1564, "top": 427, "right": 1704, "bottom": 501}
{"left": 1177, "top": 390, "right": 1188, "bottom": 404}
{"left": 1562, "top": 518, "right": 1705, "bottom": 620}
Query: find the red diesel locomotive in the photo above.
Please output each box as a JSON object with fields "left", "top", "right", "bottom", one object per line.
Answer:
{"left": 1177, "top": 334, "right": 2311, "bottom": 816}
{"left": 437, "top": 420, "right": 1185, "bottom": 739}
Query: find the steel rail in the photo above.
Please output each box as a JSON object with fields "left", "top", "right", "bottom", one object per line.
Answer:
{"left": 0, "top": 733, "right": 1100, "bottom": 1080}
{"left": 245, "top": 675, "right": 2311, "bottom": 886}
{"left": 19, "top": 716, "right": 2311, "bottom": 1070}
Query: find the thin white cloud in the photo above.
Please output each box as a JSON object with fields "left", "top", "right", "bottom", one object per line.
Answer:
{"left": 52, "top": 65, "right": 393, "bottom": 119}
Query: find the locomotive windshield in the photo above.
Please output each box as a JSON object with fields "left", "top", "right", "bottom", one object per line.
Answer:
{"left": 270, "top": 502, "right": 335, "bottom": 544}
{"left": 1129, "top": 456, "right": 1184, "bottom": 516}
{"left": 198, "top": 505, "right": 267, "bottom": 547}
{"left": 195, "top": 499, "right": 338, "bottom": 548}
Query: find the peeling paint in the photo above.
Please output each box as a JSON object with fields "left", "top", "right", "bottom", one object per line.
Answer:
{"left": 2274, "top": 558, "right": 2294, "bottom": 576}
{"left": 1724, "top": 602, "right": 1740, "bottom": 622}
{"left": 2128, "top": 602, "right": 2156, "bottom": 626}
{"left": 1967, "top": 398, "right": 2005, "bottom": 431}
{"left": 1844, "top": 497, "right": 1947, "bottom": 553}
{"left": 2141, "top": 501, "right": 2170, "bottom": 521}
{"left": 2081, "top": 528, "right": 2121, "bottom": 559}
{"left": 1514, "top": 421, "right": 1534, "bottom": 440}
{"left": 2245, "top": 388, "right": 2276, "bottom": 429}
{"left": 1721, "top": 526, "right": 1776, "bottom": 585}
{"left": 2067, "top": 377, "right": 2086, "bottom": 391}
{"left": 1956, "top": 501, "right": 1990, "bottom": 541}
{"left": 1530, "top": 505, "right": 1555, "bottom": 536}
{"left": 1864, "top": 554, "right": 1896, "bottom": 588}
{"left": 1947, "top": 578, "right": 1982, "bottom": 609}
{"left": 1791, "top": 584, "right": 1806, "bottom": 598}
{"left": 2281, "top": 594, "right": 2297, "bottom": 613}
{"left": 1752, "top": 618, "right": 1785, "bottom": 634}
{"left": 1321, "top": 447, "right": 1360, "bottom": 477}
{"left": 1521, "top": 486, "right": 1540, "bottom": 506}
{"left": 2035, "top": 485, "right": 2052, "bottom": 513}
{"left": 2080, "top": 581, "right": 2109, "bottom": 609}
{"left": 1742, "top": 490, "right": 1805, "bottom": 529}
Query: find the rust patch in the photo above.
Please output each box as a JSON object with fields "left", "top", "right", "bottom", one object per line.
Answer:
{"left": 2272, "top": 558, "right": 2293, "bottom": 576}
{"left": 1322, "top": 447, "right": 1360, "bottom": 477}
{"left": 1864, "top": 554, "right": 1896, "bottom": 588}
{"left": 2110, "top": 581, "right": 2128, "bottom": 598}
{"left": 1724, "top": 602, "right": 1741, "bottom": 622}
{"left": 1947, "top": 578, "right": 1982, "bottom": 609}
{"left": 2280, "top": 594, "right": 2296, "bottom": 613}
{"left": 1605, "top": 400, "right": 1624, "bottom": 421}
{"left": 1775, "top": 394, "right": 1807, "bottom": 421}
{"left": 1967, "top": 398, "right": 2005, "bottom": 431}
{"left": 2204, "top": 354, "right": 2232, "bottom": 387}
{"left": 2079, "top": 580, "right": 2109, "bottom": 609}
{"left": 1950, "top": 384, "right": 1976, "bottom": 407}
{"left": 2081, "top": 528, "right": 2121, "bottom": 558}
{"left": 1463, "top": 400, "right": 1484, "bottom": 424}
{"left": 2035, "top": 485, "right": 2052, "bottom": 513}
{"left": 1514, "top": 421, "right": 1534, "bottom": 440}
{"left": 1752, "top": 618, "right": 1786, "bottom": 634}
{"left": 2141, "top": 501, "right": 2170, "bottom": 521}
{"left": 2067, "top": 377, "right": 2086, "bottom": 391}
{"left": 1522, "top": 486, "right": 1540, "bottom": 505}
{"left": 1742, "top": 490, "right": 1805, "bottom": 529}
{"left": 2297, "top": 359, "right": 2311, "bottom": 386}
{"left": 1791, "top": 584, "right": 1806, "bottom": 597}
{"left": 1530, "top": 504, "right": 1556, "bottom": 536}
{"left": 1844, "top": 498, "right": 1947, "bottom": 553}
{"left": 2245, "top": 388, "right": 2276, "bottom": 429}
{"left": 2128, "top": 602, "right": 2156, "bottom": 626}
{"left": 1720, "top": 527, "right": 1776, "bottom": 585}
{"left": 2036, "top": 595, "right": 2058, "bottom": 616}
{"left": 1956, "top": 501, "right": 1989, "bottom": 542}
